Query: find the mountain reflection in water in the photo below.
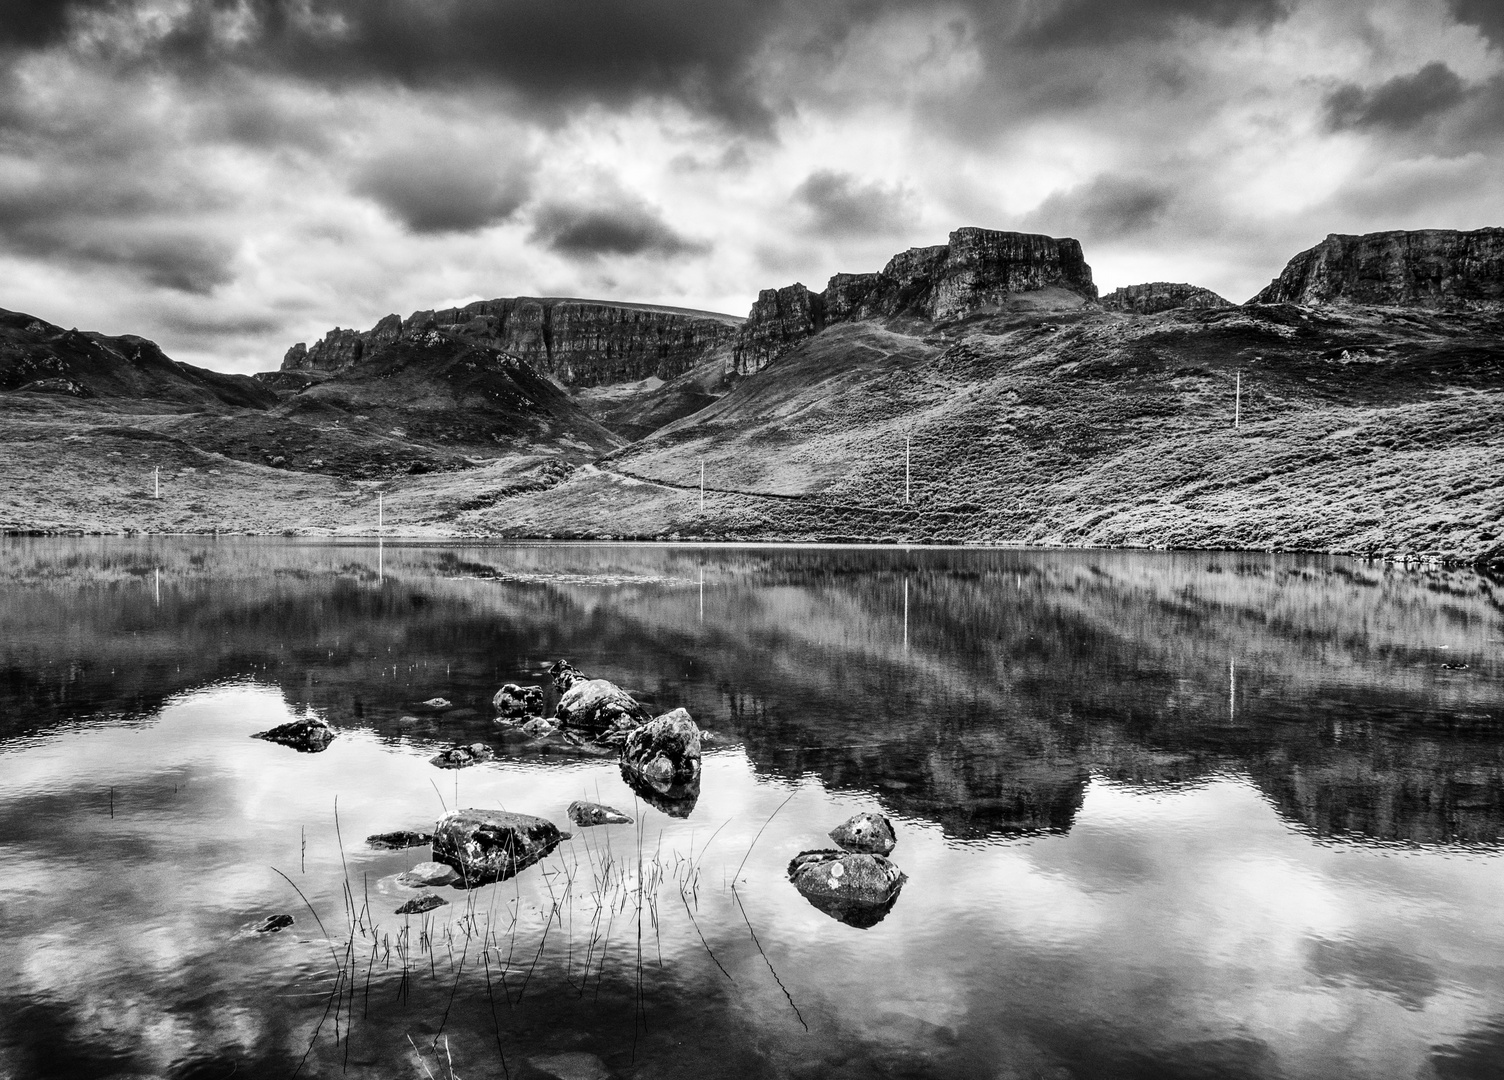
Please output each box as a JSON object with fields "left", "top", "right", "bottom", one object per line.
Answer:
{"left": 1, "top": 539, "right": 1501, "bottom": 1080}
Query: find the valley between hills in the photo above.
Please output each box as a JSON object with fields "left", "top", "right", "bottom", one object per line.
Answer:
{"left": 2, "top": 226, "right": 1501, "bottom": 566}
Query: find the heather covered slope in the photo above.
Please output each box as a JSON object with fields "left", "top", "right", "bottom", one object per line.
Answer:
{"left": 474, "top": 303, "right": 1504, "bottom": 562}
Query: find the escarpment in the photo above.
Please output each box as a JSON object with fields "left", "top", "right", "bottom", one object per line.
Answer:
{"left": 285, "top": 298, "right": 742, "bottom": 387}
{"left": 731, "top": 227, "right": 1097, "bottom": 373}
{"left": 1250, "top": 228, "right": 1504, "bottom": 308}
{"left": 1102, "top": 282, "right": 1233, "bottom": 315}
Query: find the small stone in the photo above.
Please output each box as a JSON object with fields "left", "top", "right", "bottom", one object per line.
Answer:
{"left": 493, "top": 683, "right": 544, "bottom": 718}
{"left": 253, "top": 914, "right": 294, "bottom": 934}
{"left": 399, "top": 861, "right": 461, "bottom": 888}
{"left": 430, "top": 743, "right": 495, "bottom": 769}
{"left": 567, "top": 801, "right": 633, "bottom": 827}
{"left": 419, "top": 697, "right": 452, "bottom": 710}
{"left": 520, "top": 716, "right": 558, "bottom": 738}
{"left": 395, "top": 894, "right": 447, "bottom": 915}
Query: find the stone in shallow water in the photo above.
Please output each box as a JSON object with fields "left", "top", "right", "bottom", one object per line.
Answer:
{"left": 621, "top": 708, "right": 702, "bottom": 792}
{"left": 395, "top": 893, "right": 447, "bottom": 915}
{"left": 430, "top": 743, "right": 495, "bottom": 769}
{"left": 567, "top": 801, "right": 633, "bottom": 827}
{"left": 398, "top": 861, "right": 460, "bottom": 888}
{"left": 431, "top": 808, "right": 568, "bottom": 886}
{"left": 829, "top": 812, "right": 897, "bottom": 856}
{"left": 366, "top": 830, "right": 433, "bottom": 850}
{"left": 253, "top": 914, "right": 294, "bottom": 934}
{"left": 787, "top": 849, "right": 907, "bottom": 928}
{"left": 418, "top": 697, "right": 452, "bottom": 710}
{"left": 251, "top": 717, "right": 335, "bottom": 753}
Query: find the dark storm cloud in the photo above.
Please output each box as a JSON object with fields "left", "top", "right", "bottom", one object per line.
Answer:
{"left": 150, "top": 0, "right": 786, "bottom": 131}
{"left": 793, "top": 170, "right": 916, "bottom": 237}
{"left": 0, "top": 0, "right": 115, "bottom": 48}
{"left": 1325, "top": 63, "right": 1467, "bottom": 132}
{"left": 352, "top": 147, "right": 533, "bottom": 234}
{"left": 1449, "top": 0, "right": 1504, "bottom": 48}
{"left": 529, "top": 198, "right": 708, "bottom": 259}
{"left": 1022, "top": 175, "right": 1174, "bottom": 240}
{"left": 0, "top": 159, "right": 236, "bottom": 293}
{"left": 1016, "top": 0, "right": 1288, "bottom": 48}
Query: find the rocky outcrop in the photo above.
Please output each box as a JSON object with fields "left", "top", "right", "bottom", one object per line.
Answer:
{"left": 732, "top": 284, "right": 826, "bottom": 374}
{"left": 431, "top": 808, "right": 568, "bottom": 885}
{"left": 732, "top": 228, "right": 1097, "bottom": 371}
{"left": 1102, "top": 282, "right": 1233, "bottom": 314}
{"left": 285, "top": 298, "right": 741, "bottom": 388}
{"left": 1250, "top": 228, "right": 1504, "bottom": 308}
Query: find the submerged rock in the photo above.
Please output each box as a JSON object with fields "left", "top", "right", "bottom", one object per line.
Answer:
{"left": 430, "top": 743, "right": 495, "bottom": 769}
{"left": 398, "top": 861, "right": 461, "bottom": 888}
{"left": 621, "top": 708, "right": 702, "bottom": 791}
{"left": 787, "top": 849, "right": 906, "bottom": 928}
{"left": 519, "top": 716, "right": 559, "bottom": 738}
{"left": 568, "top": 801, "right": 633, "bottom": 827}
{"left": 395, "top": 893, "right": 447, "bottom": 915}
{"left": 418, "top": 697, "right": 453, "bottom": 710}
{"left": 431, "top": 808, "right": 568, "bottom": 885}
{"left": 252, "top": 717, "right": 335, "bottom": 753}
{"left": 829, "top": 812, "right": 897, "bottom": 856}
{"left": 253, "top": 914, "right": 294, "bottom": 934}
{"left": 493, "top": 683, "right": 544, "bottom": 718}
{"left": 366, "top": 830, "right": 433, "bottom": 850}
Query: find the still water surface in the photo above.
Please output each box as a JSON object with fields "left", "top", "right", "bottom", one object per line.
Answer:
{"left": 1, "top": 540, "right": 1502, "bottom": 1080}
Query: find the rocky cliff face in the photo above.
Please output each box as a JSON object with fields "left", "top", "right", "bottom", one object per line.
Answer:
{"left": 733, "top": 227, "right": 1097, "bottom": 372}
{"left": 1102, "top": 282, "right": 1233, "bottom": 315}
{"left": 286, "top": 298, "right": 741, "bottom": 387}
{"left": 1251, "top": 228, "right": 1504, "bottom": 308}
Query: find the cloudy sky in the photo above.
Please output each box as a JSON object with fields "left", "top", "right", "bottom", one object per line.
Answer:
{"left": 1, "top": 0, "right": 1501, "bottom": 372}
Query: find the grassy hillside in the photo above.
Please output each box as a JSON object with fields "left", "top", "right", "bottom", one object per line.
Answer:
{"left": 470, "top": 304, "right": 1504, "bottom": 562}
{"left": 2, "top": 299, "right": 1500, "bottom": 564}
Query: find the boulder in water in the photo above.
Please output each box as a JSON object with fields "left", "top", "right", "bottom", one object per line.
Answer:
{"left": 567, "top": 801, "right": 633, "bottom": 827}
{"left": 621, "top": 708, "right": 701, "bottom": 791}
{"left": 366, "top": 830, "right": 433, "bottom": 850}
{"left": 493, "top": 683, "right": 544, "bottom": 718}
{"left": 431, "top": 808, "right": 568, "bottom": 885}
{"left": 252, "top": 717, "right": 335, "bottom": 753}
{"left": 555, "top": 677, "right": 651, "bottom": 733}
{"left": 430, "top": 743, "right": 495, "bottom": 769}
{"left": 829, "top": 812, "right": 897, "bottom": 855}
{"left": 396, "top": 893, "right": 447, "bottom": 915}
{"left": 787, "top": 849, "right": 906, "bottom": 928}
{"left": 548, "top": 659, "right": 587, "bottom": 692}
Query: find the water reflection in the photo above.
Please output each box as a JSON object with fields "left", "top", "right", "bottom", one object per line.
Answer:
{"left": 1, "top": 539, "right": 1502, "bottom": 1079}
